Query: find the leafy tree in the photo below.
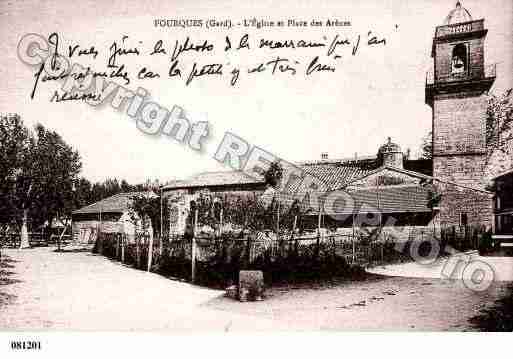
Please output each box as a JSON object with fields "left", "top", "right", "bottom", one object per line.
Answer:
{"left": 30, "top": 124, "right": 81, "bottom": 232}
{"left": 264, "top": 161, "right": 283, "bottom": 188}
{"left": 120, "top": 179, "right": 133, "bottom": 193}
{"left": 73, "top": 177, "right": 93, "bottom": 209}
{"left": 485, "top": 89, "right": 513, "bottom": 178}
{"left": 128, "top": 192, "right": 168, "bottom": 239}
{"left": 420, "top": 131, "right": 433, "bottom": 160}
{"left": 0, "top": 114, "right": 32, "bottom": 227}
{"left": 486, "top": 89, "right": 512, "bottom": 154}
{"left": 0, "top": 117, "right": 82, "bottom": 248}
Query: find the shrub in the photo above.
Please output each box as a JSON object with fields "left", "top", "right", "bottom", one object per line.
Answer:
{"left": 478, "top": 231, "right": 494, "bottom": 255}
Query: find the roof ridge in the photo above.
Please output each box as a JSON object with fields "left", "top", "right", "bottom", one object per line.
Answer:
{"left": 297, "top": 156, "right": 377, "bottom": 166}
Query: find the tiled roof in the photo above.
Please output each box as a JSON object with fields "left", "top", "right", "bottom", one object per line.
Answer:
{"left": 261, "top": 184, "right": 434, "bottom": 215}
{"left": 161, "top": 157, "right": 433, "bottom": 196}
{"left": 327, "top": 185, "right": 434, "bottom": 214}
{"left": 162, "top": 171, "right": 264, "bottom": 190}
{"left": 72, "top": 192, "right": 154, "bottom": 214}
{"left": 283, "top": 158, "right": 380, "bottom": 193}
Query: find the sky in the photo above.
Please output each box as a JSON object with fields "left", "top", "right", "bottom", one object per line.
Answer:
{"left": 0, "top": 0, "right": 512, "bottom": 184}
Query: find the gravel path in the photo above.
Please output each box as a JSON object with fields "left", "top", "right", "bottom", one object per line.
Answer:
{"left": 1, "top": 247, "right": 510, "bottom": 331}
{"left": 204, "top": 276, "right": 511, "bottom": 331}
{"left": 366, "top": 253, "right": 513, "bottom": 282}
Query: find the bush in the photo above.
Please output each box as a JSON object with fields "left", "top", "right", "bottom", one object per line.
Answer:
{"left": 478, "top": 231, "right": 494, "bottom": 255}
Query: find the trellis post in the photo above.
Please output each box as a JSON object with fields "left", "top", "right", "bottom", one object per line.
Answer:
{"left": 191, "top": 209, "right": 198, "bottom": 283}
{"left": 121, "top": 234, "right": 125, "bottom": 263}
{"left": 147, "top": 231, "right": 154, "bottom": 272}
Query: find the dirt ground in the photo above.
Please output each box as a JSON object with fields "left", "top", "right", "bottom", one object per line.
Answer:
{"left": 1, "top": 247, "right": 511, "bottom": 331}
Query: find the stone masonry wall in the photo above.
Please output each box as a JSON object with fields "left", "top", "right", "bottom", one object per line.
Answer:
{"left": 433, "top": 92, "right": 488, "bottom": 190}
{"left": 435, "top": 36, "right": 484, "bottom": 82}
{"left": 434, "top": 155, "right": 488, "bottom": 190}
{"left": 433, "top": 92, "right": 487, "bottom": 156}
{"left": 438, "top": 188, "right": 493, "bottom": 229}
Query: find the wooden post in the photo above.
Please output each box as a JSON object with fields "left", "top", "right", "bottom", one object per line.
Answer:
{"left": 160, "top": 188, "right": 164, "bottom": 256}
{"left": 352, "top": 213, "right": 356, "bottom": 264}
{"left": 246, "top": 233, "right": 252, "bottom": 266}
{"left": 98, "top": 208, "right": 103, "bottom": 255}
{"left": 316, "top": 208, "right": 322, "bottom": 259}
{"left": 121, "top": 235, "right": 125, "bottom": 263}
{"left": 136, "top": 235, "right": 141, "bottom": 269}
{"left": 116, "top": 234, "right": 120, "bottom": 259}
{"left": 293, "top": 215, "right": 298, "bottom": 255}
{"left": 57, "top": 226, "right": 66, "bottom": 252}
{"left": 276, "top": 192, "right": 280, "bottom": 242}
{"left": 147, "top": 231, "right": 154, "bottom": 272}
{"left": 219, "top": 208, "right": 223, "bottom": 236}
{"left": 191, "top": 209, "right": 198, "bottom": 283}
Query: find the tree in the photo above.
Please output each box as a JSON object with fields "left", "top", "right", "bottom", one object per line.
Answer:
{"left": 73, "top": 177, "right": 93, "bottom": 209}
{"left": 264, "top": 161, "right": 283, "bottom": 188}
{"left": 485, "top": 88, "right": 513, "bottom": 178}
{"left": 30, "top": 124, "right": 82, "bottom": 235}
{"left": 420, "top": 131, "right": 433, "bottom": 159}
{"left": 0, "top": 114, "right": 32, "bottom": 228}
{"left": 120, "top": 179, "right": 133, "bottom": 193}
{"left": 128, "top": 192, "right": 168, "bottom": 239}
{"left": 486, "top": 89, "right": 512, "bottom": 153}
{"left": 0, "top": 116, "right": 82, "bottom": 248}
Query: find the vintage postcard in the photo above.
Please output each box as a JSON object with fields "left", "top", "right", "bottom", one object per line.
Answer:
{"left": 0, "top": 0, "right": 512, "bottom": 356}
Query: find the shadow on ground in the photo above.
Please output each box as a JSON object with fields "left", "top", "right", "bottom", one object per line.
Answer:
{"left": 0, "top": 256, "right": 22, "bottom": 286}
{"left": 0, "top": 255, "right": 20, "bottom": 308}
{"left": 484, "top": 247, "right": 513, "bottom": 257}
{"left": 0, "top": 254, "right": 19, "bottom": 269}
{"left": 53, "top": 247, "right": 93, "bottom": 253}
{"left": 0, "top": 291, "right": 17, "bottom": 307}
{"left": 469, "top": 283, "right": 513, "bottom": 331}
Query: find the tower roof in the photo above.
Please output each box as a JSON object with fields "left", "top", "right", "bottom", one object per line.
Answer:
{"left": 444, "top": 1, "right": 472, "bottom": 25}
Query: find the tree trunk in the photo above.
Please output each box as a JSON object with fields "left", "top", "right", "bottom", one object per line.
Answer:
{"left": 20, "top": 208, "right": 30, "bottom": 249}
{"left": 47, "top": 216, "right": 53, "bottom": 243}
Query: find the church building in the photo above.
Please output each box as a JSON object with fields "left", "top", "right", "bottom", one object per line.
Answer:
{"left": 160, "top": 2, "right": 510, "bottom": 239}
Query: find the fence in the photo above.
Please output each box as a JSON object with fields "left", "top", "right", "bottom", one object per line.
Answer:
{"left": 95, "top": 230, "right": 426, "bottom": 287}
{"left": 94, "top": 224, "right": 490, "bottom": 288}
{"left": 440, "top": 224, "right": 490, "bottom": 253}
{"left": 0, "top": 232, "right": 72, "bottom": 248}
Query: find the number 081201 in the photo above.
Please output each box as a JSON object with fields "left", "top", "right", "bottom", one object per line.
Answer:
{"left": 10, "top": 341, "right": 41, "bottom": 350}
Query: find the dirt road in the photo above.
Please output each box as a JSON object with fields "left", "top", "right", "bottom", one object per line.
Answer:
{"left": 1, "top": 247, "right": 510, "bottom": 331}
{"left": 0, "top": 247, "right": 284, "bottom": 331}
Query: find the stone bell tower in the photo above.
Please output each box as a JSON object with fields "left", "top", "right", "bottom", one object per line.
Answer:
{"left": 425, "top": 1, "right": 495, "bottom": 190}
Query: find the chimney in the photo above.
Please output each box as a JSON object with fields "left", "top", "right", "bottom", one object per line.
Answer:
{"left": 321, "top": 152, "right": 328, "bottom": 160}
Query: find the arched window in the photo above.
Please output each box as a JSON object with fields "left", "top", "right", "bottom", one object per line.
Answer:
{"left": 451, "top": 44, "right": 467, "bottom": 74}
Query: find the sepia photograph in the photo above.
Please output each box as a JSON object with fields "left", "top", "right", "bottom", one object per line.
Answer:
{"left": 0, "top": 0, "right": 512, "bottom": 356}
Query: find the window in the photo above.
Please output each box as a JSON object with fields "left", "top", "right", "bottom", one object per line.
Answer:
{"left": 451, "top": 44, "right": 467, "bottom": 74}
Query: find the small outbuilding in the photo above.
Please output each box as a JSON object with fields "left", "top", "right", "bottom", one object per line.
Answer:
{"left": 71, "top": 192, "right": 155, "bottom": 244}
